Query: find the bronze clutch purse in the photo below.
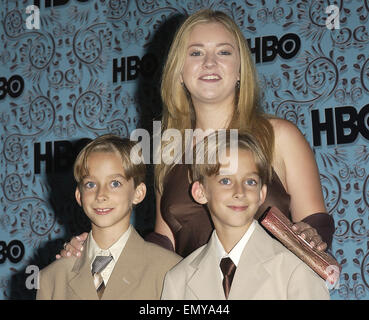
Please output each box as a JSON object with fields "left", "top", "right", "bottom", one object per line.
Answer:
{"left": 260, "top": 206, "right": 341, "bottom": 285}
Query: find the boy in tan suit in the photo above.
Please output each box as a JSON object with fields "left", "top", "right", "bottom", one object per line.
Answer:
{"left": 161, "top": 131, "right": 330, "bottom": 300}
{"left": 37, "top": 135, "right": 181, "bottom": 300}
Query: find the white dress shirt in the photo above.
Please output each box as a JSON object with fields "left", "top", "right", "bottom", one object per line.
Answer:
{"left": 214, "top": 220, "right": 257, "bottom": 279}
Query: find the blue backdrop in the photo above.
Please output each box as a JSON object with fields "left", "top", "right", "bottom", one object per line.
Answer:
{"left": 0, "top": 0, "right": 368, "bottom": 300}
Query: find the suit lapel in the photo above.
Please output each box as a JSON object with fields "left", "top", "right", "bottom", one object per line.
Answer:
{"left": 228, "top": 224, "right": 274, "bottom": 300}
{"left": 102, "top": 229, "right": 145, "bottom": 300}
{"left": 68, "top": 235, "right": 99, "bottom": 300}
{"left": 187, "top": 233, "right": 225, "bottom": 300}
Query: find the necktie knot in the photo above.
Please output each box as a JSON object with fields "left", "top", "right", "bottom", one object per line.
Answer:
{"left": 220, "top": 257, "right": 236, "bottom": 299}
{"left": 220, "top": 257, "right": 236, "bottom": 276}
{"left": 92, "top": 255, "right": 113, "bottom": 274}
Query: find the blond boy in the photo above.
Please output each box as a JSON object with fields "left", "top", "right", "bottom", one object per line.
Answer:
{"left": 37, "top": 134, "right": 181, "bottom": 300}
{"left": 161, "top": 131, "right": 330, "bottom": 300}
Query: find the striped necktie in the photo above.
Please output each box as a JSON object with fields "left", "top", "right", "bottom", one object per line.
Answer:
{"left": 91, "top": 255, "right": 113, "bottom": 299}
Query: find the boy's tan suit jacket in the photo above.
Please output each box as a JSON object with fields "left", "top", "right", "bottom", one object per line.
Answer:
{"left": 161, "top": 223, "right": 330, "bottom": 300}
{"left": 37, "top": 228, "right": 181, "bottom": 300}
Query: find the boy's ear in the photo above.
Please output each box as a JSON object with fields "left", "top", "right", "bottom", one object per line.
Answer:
{"left": 132, "top": 183, "right": 146, "bottom": 205}
{"left": 191, "top": 181, "right": 208, "bottom": 205}
{"left": 75, "top": 187, "right": 82, "bottom": 207}
{"left": 259, "top": 184, "right": 267, "bottom": 206}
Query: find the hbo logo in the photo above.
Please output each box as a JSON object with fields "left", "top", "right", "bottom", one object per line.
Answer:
{"left": 0, "top": 75, "right": 24, "bottom": 100}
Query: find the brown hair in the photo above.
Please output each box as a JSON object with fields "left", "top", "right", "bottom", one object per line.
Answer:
{"left": 73, "top": 134, "right": 146, "bottom": 188}
{"left": 190, "top": 130, "right": 272, "bottom": 186}
{"left": 156, "top": 9, "right": 274, "bottom": 193}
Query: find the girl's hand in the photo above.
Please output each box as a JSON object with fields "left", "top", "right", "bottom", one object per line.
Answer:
{"left": 292, "top": 222, "right": 327, "bottom": 251}
{"left": 55, "top": 232, "right": 88, "bottom": 259}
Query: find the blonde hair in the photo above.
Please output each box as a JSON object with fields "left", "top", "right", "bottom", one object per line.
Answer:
{"left": 190, "top": 130, "right": 272, "bottom": 186}
{"left": 156, "top": 9, "right": 274, "bottom": 193}
{"left": 74, "top": 134, "right": 146, "bottom": 188}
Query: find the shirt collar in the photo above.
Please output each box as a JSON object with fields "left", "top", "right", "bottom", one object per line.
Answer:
{"left": 88, "top": 225, "right": 132, "bottom": 263}
{"left": 214, "top": 220, "right": 257, "bottom": 267}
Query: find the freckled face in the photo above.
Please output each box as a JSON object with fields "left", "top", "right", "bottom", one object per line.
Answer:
{"left": 181, "top": 22, "right": 241, "bottom": 107}
{"left": 200, "top": 149, "right": 266, "bottom": 232}
{"left": 75, "top": 151, "right": 141, "bottom": 233}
